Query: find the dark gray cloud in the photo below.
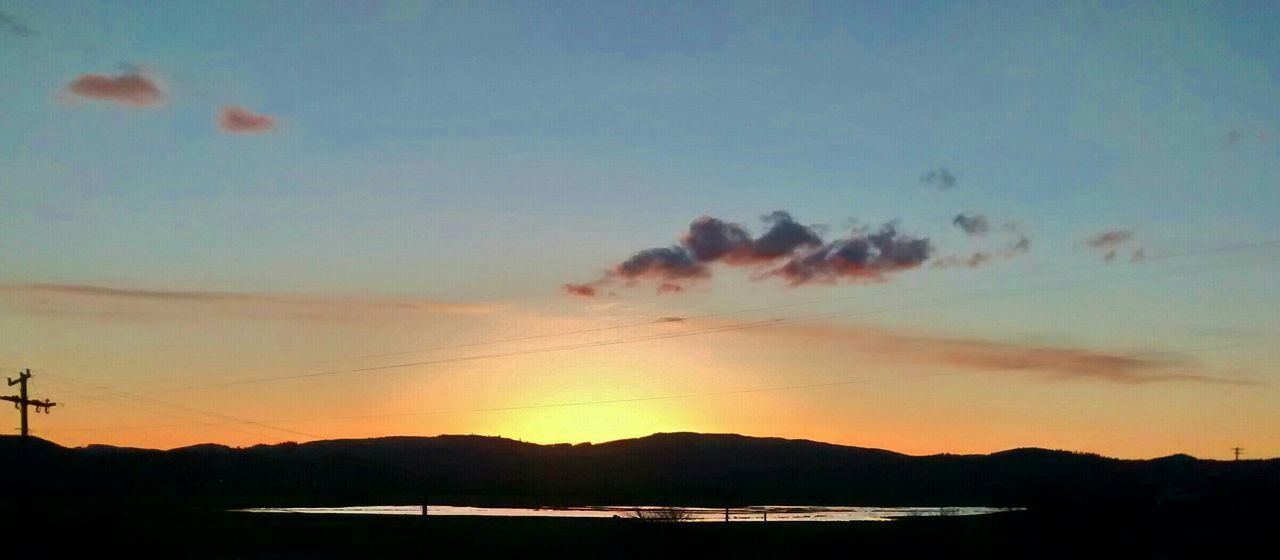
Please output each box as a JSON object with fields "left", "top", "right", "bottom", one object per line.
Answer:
{"left": 681, "top": 216, "right": 751, "bottom": 262}
{"left": 920, "top": 167, "right": 957, "bottom": 190}
{"left": 771, "top": 224, "right": 932, "bottom": 285}
{"left": 0, "top": 11, "right": 34, "bottom": 37}
{"left": 568, "top": 212, "right": 936, "bottom": 296}
{"left": 748, "top": 211, "right": 824, "bottom": 261}
{"left": 952, "top": 213, "right": 990, "bottom": 235}
{"left": 681, "top": 212, "right": 822, "bottom": 264}
{"left": 616, "top": 246, "right": 709, "bottom": 281}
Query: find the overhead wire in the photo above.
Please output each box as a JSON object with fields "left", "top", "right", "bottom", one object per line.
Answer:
{"left": 101, "top": 236, "right": 1280, "bottom": 392}
{"left": 26, "top": 238, "right": 1280, "bottom": 441}
{"left": 40, "top": 339, "right": 1269, "bottom": 435}
{"left": 155, "top": 246, "right": 1280, "bottom": 393}
{"left": 36, "top": 370, "right": 321, "bottom": 439}
{"left": 34, "top": 375, "right": 280, "bottom": 440}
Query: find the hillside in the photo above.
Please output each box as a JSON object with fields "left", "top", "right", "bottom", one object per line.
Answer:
{"left": 2, "top": 432, "right": 1277, "bottom": 510}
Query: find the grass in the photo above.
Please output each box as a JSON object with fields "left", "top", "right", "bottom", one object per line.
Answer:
{"left": 627, "top": 506, "right": 695, "bottom": 522}
{"left": 7, "top": 505, "right": 1278, "bottom": 558}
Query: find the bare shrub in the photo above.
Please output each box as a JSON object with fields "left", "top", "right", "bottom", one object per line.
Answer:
{"left": 628, "top": 506, "right": 694, "bottom": 522}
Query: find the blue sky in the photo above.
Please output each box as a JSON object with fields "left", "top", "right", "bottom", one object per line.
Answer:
{"left": 1, "top": 1, "right": 1278, "bottom": 454}
{"left": 3, "top": 1, "right": 1278, "bottom": 297}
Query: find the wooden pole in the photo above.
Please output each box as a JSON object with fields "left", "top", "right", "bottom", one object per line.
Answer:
{"left": 17, "top": 370, "right": 28, "bottom": 437}
{"left": 4, "top": 370, "right": 56, "bottom": 438}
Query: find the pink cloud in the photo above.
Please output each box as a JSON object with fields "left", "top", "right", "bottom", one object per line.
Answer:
{"left": 750, "top": 322, "right": 1259, "bottom": 386}
{"left": 656, "top": 282, "right": 686, "bottom": 294}
{"left": 562, "top": 283, "right": 598, "bottom": 298}
{"left": 218, "top": 106, "right": 276, "bottom": 133}
{"left": 67, "top": 73, "right": 164, "bottom": 106}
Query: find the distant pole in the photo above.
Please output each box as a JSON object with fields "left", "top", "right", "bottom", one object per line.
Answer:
{"left": 724, "top": 507, "right": 729, "bottom": 523}
{"left": 3, "top": 369, "right": 57, "bottom": 439}
{"left": 16, "top": 370, "right": 27, "bottom": 437}
{"left": 1232, "top": 447, "right": 1244, "bottom": 461}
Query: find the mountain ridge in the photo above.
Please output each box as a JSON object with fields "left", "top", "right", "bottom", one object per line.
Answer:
{"left": 3, "top": 432, "right": 1276, "bottom": 510}
{"left": 4, "top": 432, "right": 1148, "bottom": 459}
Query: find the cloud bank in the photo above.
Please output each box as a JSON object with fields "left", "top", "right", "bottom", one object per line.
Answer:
{"left": 566, "top": 211, "right": 934, "bottom": 295}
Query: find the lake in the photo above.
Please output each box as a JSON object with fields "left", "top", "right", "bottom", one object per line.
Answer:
{"left": 238, "top": 505, "right": 1015, "bottom": 522}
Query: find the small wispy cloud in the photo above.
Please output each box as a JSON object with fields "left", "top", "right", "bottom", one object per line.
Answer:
{"left": 218, "top": 106, "right": 276, "bottom": 133}
{"left": 919, "top": 166, "right": 957, "bottom": 190}
{"left": 746, "top": 322, "right": 1260, "bottom": 387}
{"left": 66, "top": 72, "right": 164, "bottom": 107}
{"left": 0, "top": 283, "right": 494, "bottom": 323}
{"left": 562, "top": 283, "right": 599, "bottom": 298}
{"left": 1086, "top": 229, "right": 1132, "bottom": 250}
{"left": 1086, "top": 229, "right": 1143, "bottom": 262}
{"left": 0, "top": 10, "right": 35, "bottom": 37}
{"left": 932, "top": 217, "right": 1031, "bottom": 269}
{"left": 1222, "top": 125, "right": 1273, "bottom": 148}
{"left": 952, "top": 213, "right": 989, "bottom": 236}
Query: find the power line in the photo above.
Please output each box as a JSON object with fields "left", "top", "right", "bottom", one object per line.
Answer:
{"left": 26, "top": 241, "right": 1280, "bottom": 442}
{"left": 151, "top": 249, "right": 1280, "bottom": 393}
{"left": 36, "top": 370, "right": 321, "bottom": 440}
{"left": 99, "top": 237, "right": 1280, "bottom": 392}
{"left": 35, "top": 375, "right": 283, "bottom": 440}
{"left": 39, "top": 339, "right": 1267, "bottom": 436}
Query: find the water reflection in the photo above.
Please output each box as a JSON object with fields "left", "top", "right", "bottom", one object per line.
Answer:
{"left": 238, "top": 505, "right": 1016, "bottom": 522}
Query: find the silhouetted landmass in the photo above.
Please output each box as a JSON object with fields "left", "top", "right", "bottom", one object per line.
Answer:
{"left": 11, "top": 508, "right": 1280, "bottom": 559}
{"left": 2, "top": 432, "right": 1277, "bottom": 511}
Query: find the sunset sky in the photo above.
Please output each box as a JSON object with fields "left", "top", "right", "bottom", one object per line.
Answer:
{"left": 2, "top": 1, "right": 1278, "bottom": 459}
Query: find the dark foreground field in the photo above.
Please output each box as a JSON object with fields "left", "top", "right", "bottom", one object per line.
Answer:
{"left": 8, "top": 506, "right": 1276, "bottom": 558}
{"left": 7, "top": 434, "right": 1278, "bottom": 557}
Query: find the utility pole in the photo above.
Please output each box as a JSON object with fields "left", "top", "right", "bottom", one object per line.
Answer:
{"left": 1232, "top": 447, "right": 1244, "bottom": 461}
{"left": 2, "top": 369, "right": 57, "bottom": 438}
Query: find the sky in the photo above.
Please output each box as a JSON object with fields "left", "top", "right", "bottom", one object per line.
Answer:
{"left": 1, "top": 1, "right": 1278, "bottom": 459}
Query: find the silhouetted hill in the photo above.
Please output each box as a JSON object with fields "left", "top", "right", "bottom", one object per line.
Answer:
{"left": 2, "top": 432, "right": 1277, "bottom": 511}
